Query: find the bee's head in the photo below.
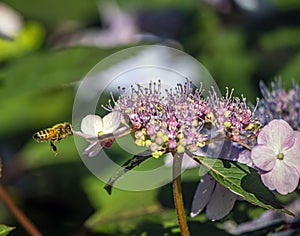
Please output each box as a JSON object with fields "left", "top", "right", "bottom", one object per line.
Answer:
{"left": 65, "top": 122, "right": 73, "bottom": 134}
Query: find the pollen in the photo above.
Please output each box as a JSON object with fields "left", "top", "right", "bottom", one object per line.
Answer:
{"left": 145, "top": 140, "right": 152, "bottom": 147}
{"left": 224, "top": 121, "right": 231, "bottom": 128}
{"left": 277, "top": 152, "right": 284, "bottom": 160}
{"left": 98, "top": 131, "right": 104, "bottom": 136}
{"left": 152, "top": 150, "right": 164, "bottom": 159}
{"left": 177, "top": 145, "right": 185, "bottom": 153}
{"left": 135, "top": 139, "right": 145, "bottom": 146}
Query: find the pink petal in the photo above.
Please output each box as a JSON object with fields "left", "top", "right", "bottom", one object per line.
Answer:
{"left": 257, "top": 120, "right": 293, "bottom": 149}
{"left": 237, "top": 149, "right": 254, "bottom": 167}
{"left": 261, "top": 161, "right": 299, "bottom": 195}
{"left": 251, "top": 145, "right": 276, "bottom": 171}
{"left": 103, "top": 111, "right": 122, "bottom": 133}
{"left": 81, "top": 115, "right": 103, "bottom": 136}
{"left": 281, "top": 131, "right": 296, "bottom": 151}
{"left": 206, "top": 183, "right": 237, "bottom": 220}
{"left": 190, "top": 174, "right": 215, "bottom": 218}
{"left": 284, "top": 132, "right": 300, "bottom": 174}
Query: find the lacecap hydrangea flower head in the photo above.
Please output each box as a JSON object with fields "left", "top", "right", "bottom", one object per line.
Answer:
{"left": 73, "top": 78, "right": 300, "bottom": 228}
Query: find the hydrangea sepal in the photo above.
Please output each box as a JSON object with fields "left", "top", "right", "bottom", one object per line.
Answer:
{"left": 195, "top": 155, "right": 294, "bottom": 216}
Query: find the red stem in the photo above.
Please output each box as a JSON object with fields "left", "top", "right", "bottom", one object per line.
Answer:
{"left": 0, "top": 183, "right": 43, "bottom": 236}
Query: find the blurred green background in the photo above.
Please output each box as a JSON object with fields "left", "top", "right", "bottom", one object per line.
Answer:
{"left": 0, "top": 0, "right": 300, "bottom": 235}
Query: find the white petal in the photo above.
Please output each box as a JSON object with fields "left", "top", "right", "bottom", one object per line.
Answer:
{"left": 114, "top": 126, "right": 131, "bottom": 138}
{"left": 72, "top": 130, "right": 98, "bottom": 141}
{"left": 164, "top": 153, "right": 199, "bottom": 169}
{"left": 190, "top": 174, "right": 215, "bottom": 217}
{"left": 81, "top": 115, "right": 103, "bottom": 136}
{"left": 164, "top": 153, "right": 173, "bottom": 167}
{"left": 182, "top": 153, "right": 199, "bottom": 169}
{"left": 206, "top": 183, "right": 237, "bottom": 220}
{"left": 102, "top": 111, "right": 122, "bottom": 133}
{"left": 83, "top": 142, "right": 103, "bottom": 157}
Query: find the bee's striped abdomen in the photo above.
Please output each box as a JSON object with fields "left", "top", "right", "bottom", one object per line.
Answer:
{"left": 32, "top": 129, "right": 55, "bottom": 142}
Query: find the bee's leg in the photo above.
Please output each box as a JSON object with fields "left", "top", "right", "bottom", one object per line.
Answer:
{"left": 50, "top": 141, "right": 58, "bottom": 154}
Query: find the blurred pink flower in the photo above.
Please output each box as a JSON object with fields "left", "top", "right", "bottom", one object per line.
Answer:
{"left": 251, "top": 119, "right": 300, "bottom": 195}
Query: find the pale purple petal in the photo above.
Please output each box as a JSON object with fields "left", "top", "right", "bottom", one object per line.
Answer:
{"left": 190, "top": 174, "right": 215, "bottom": 218}
{"left": 261, "top": 160, "right": 299, "bottom": 195}
{"left": 237, "top": 149, "right": 254, "bottom": 167}
{"left": 257, "top": 120, "right": 293, "bottom": 149}
{"left": 225, "top": 144, "right": 254, "bottom": 167}
{"left": 281, "top": 131, "right": 296, "bottom": 151}
{"left": 256, "top": 124, "right": 271, "bottom": 145}
{"left": 206, "top": 183, "right": 237, "bottom": 220}
{"left": 81, "top": 115, "right": 103, "bottom": 136}
{"left": 214, "top": 141, "right": 232, "bottom": 160}
{"left": 83, "top": 142, "right": 103, "bottom": 157}
{"left": 284, "top": 132, "right": 300, "bottom": 174}
{"left": 215, "top": 142, "right": 254, "bottom": 167}
{"left": 102, "top": 111, "right": 122, "bottom": 133}
{"left": 251, "top": 145, "right": 276, "bottom": 171}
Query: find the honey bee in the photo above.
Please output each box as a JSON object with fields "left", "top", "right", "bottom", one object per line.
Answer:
{"left": 32, "top": 122, "right": 73, "bottom": 154}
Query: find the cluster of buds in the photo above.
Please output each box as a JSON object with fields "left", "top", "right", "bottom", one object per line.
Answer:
{"left": 109, "top": 81, "right": 211, "bottom": 158}
{"left": 102, "top": 80, "right": 261, "bottom": 158}
{"left": 208, "top": 87, "right": 261, "bottom": 146}
{"left": 256, "top": 78, "right": 300, "bottom": 130}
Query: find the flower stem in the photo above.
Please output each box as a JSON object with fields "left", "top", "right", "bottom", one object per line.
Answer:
{"left": 236, "top": 140, "right": 252, "bottom": 151}
{"left": 172, "top": 153, "right": 190, "bottom": 236}
{"left": 0, "top": 183, "right": 43, "bottom": 236}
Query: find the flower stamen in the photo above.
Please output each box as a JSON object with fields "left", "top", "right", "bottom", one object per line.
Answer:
{"left": 277, "top": 152, "right": 284, "bottom": 160}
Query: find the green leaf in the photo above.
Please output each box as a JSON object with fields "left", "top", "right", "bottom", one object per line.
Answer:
{"left": 0, "top": 47, "right": 118, "bottom": 136}
{"left": 259, "top": 28, "right": 300, "bottom": 51}
{"left": 197, "top": 156, "right": 293, "bottom": 216}
{"left": 0, "top": 22, "right": 45, "bottom": 61}
{"left": 0, "top": 47, "right": 116, "bottom": 98}
{"left": 270, "top": 0, "right": 300, "bottom": 10}
{"left": 0, "top": 225, "right": 14, "bottom": 236}
{"left": 1, "top": 0, "right": 99, "bottom": 29}
{"left": 280, "top": 52, "right": 300, "bottom": 79}
{"left": 104, "top": 150, "right": 152, "bottom": 194}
